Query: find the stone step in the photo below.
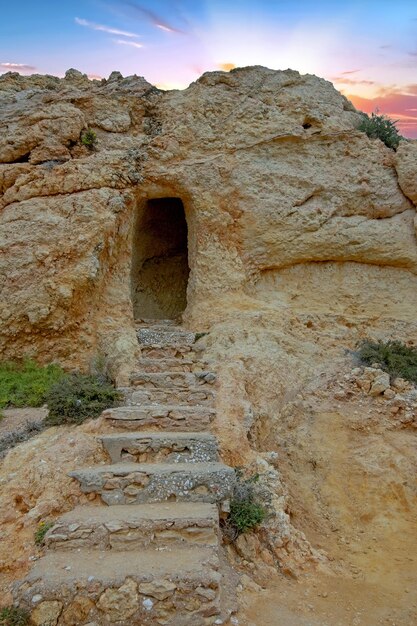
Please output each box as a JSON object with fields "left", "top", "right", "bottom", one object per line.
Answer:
{"left": 136, "top": 357, "right": 199, "bottom": 373}
{"left": 100, "top": 432, "right": 219, "bottom": 464}
{"left": 45, "top": 502, "right": 219, "bottom": 551}
{"left": 130, "top": 371, "right": 216, "bottom": 389}
{"left": 103, "top": 405, "right": 216, "bottom": 431}
{"left": 136, "top": 318, "right": 178, "bottom": 326}
{"left": 14, "top": 547, "right": 221, "bottom": 626}
{"left": 125, "top": 386, "right": 215, "bottom": 406}
{"left": 69, "top": 462, "right": 235, "bottom": 506}
{"left": 140, "top": 344, "right": 194, "bottom": 359}
{"left": 137, "top": 327, "right": 197, "bottom": 347}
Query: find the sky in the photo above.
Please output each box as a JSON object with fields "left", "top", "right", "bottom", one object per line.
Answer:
{"left": 1, "top": 0, "right": 417, "bottom": 137}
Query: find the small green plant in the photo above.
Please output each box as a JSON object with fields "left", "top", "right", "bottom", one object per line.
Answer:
{"left": 223, "top": 470, "right": 267, "bottom": 540}
{"left": 0, "top": 606, "right": 29, "bottom": 626}
{"left": 0, "top": 361, "right": 65, "bottom": 409}
{"left": 90, "top": 353, "right": 109, "bottom": 385}
{"left": 356, "top": 340, "right": 417, "bottom": 384}
{"left": 34, "top": 520, "right": 54, "bottom": 546}
{"left": 357, "top": 112, "right": 402, "bottom": 150}
{"left": 45, "top": 373, "right": 122, "bottom": 425}
{"left": 80, "top": 128, "right": 97, "bottom": 150}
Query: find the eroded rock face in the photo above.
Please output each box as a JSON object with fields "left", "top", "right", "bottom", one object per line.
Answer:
{"left": 1, "top": 66, "right": 416, "bottom": 382}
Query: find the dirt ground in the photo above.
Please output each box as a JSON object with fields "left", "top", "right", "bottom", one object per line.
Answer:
{"left": 239, "top": 397, "right": 417, "bottom": 626}
{"left": 0, "top": 407, "right": 47, "bottom": 436}
{"left": 240, "top": 567, "right": 417, "bottom": 626}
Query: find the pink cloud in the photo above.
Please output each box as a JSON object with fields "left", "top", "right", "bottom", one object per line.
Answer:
{"left": 347, "top": 86, "right": 417, "bottom": 138}
{"left": 332, "top": 77, "right": 376, "bottom": 86}
{"left": 0, "top": 62, "right": 36, "bottom": 73}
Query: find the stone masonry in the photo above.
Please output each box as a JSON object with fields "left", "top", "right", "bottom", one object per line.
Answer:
{"left": 13, "top": 322, "right": 237, "bottom": 626}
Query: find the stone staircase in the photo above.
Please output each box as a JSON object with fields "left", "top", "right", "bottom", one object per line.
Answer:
{"left": 14, "top": 321, "right": 237, "bottom": 626}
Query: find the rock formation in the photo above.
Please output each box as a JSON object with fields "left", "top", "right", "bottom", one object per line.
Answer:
{"left": 1, "top": 66, "right": 417, "bottom": 623}
{"left": 1, "top": 66, "right": 416, "bottom": 383}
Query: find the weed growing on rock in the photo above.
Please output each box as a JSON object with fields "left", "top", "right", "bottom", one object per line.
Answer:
{"left": 34, "top": 520, "right": 54, "bottom": 546}
{"left": 357, "top": 112, "right": 402, "bottom": 150}
{"left": 223, "top": 470, "right": 267, "bottom": 540}
{"left": 357, "top": 340, "right": 417, "bottom": 384}
{"left": 0, "top": 606, "right": 29, "bottom": 626}
{"left": 80, "top": 128, "right": 97, "bottom": 150}
{"left": 45, "top": 373, "right": 122, "bottom": 425}
{"left": 0, "top": 361, "right": 64, "bottom": 409}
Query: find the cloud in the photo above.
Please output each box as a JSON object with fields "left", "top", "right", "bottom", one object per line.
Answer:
{"left": 332, "top": 76, "right": 376, "bottom": 86}
{"left": 380, "top": 44, "right": 392, "bottom": 50}
{"left": 408, "top": 50, "right": 417, "bottom": 57}
{"left": 218, "top": 63, "right": 236, "bottom": 72}
{"left": 341, "top": 69, "right": 360, "bottom": 75}
{"left": 75, "top": 17, "right": 140, "bottom": 38}
{"left": 347, "top": 85, "right": 417, "bottom": 138}
{"left": 0, "top": 62, "right": 36, "bottom": 72}
{"left": 114, "top": 39, "right": 143, "bottom": 49}
{"left": 120, "top": 1, "right": 186, "bottom": 34}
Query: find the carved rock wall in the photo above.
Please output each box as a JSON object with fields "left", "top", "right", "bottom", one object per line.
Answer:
{"left": 0, "top": 66, "right": 416, "bottom": 382}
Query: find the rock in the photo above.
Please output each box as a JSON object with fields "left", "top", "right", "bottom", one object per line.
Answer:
{"left": 383, "top": 388, "right": 396, "bottom": 400}
{"left": 196, "top": 586, "right": 217, "bottom": 600}
{"left": 235, "top": 533, "right": 262, "bottom": 562}
{"left": 31, "top": 594, "right": 43, "bottom": 604}
{"left": 31, "top": 600, "right": 63, "bottom": 626}
{"left": 138, "top": 579, "right": 177, "bottom": 600}
{"left": 97, "top": 578, "right": 138, "bottom": 622}
{"left": 357, "top": 379, "right": 372, "bottom": 393}
{"left": 0, "top": 66, "right": 416, "bottom": 384}
{"left": 369, "top": 372, "right": 391, "bottom": 396}
{"left": 392, "top": 377, "right": 409, "bottom": 392}
{"left": 61, "top": 595, "right": 94, "bottom": 625}
{"left": 396, "top": 141, "right": 417, "bottom": 204}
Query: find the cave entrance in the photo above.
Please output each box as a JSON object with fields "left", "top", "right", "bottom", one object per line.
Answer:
{"left": 131, "top": 197, "right": 190, "bottom": 320}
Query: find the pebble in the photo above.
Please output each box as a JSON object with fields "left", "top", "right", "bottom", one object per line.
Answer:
{"left": 143, "top": 598, "right": 153, "bottom": 611}
{"left": 31, "top": 594, "right": 42, "bottom": 604}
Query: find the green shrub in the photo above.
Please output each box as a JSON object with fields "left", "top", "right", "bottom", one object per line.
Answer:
{"left": 357, "top": 112, "right": 402, "bottom": 150}
{"left": 45, "top": 373, "right": 122, "bottom": 425}
{"left": 356, "top": 340, "right": 417, "bottom": 384}
{"left": 223, "top": 470, "right": 267, "bottom": 540}
{"left": 0, "top": 607, "right": 29, "bottom": 626}
{"left": 0, "top": 361, "right": 64, "bottom": 409}
{"left": 230, "top": 498, "right": 266, "bottom": 535}
{"left": 34, "top": 520, "right": 54, "bottom": 546}
{"left": 80, "top": 128, "right": 97, "bottom": 150}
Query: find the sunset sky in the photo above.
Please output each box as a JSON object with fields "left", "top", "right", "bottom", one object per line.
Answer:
{"left": 1, "top": 0, "right": 417, "bottom": 137}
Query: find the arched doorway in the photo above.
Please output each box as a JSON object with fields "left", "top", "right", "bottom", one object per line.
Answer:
{"left": 131, "top": 197, "right": 190, "bottom": 320}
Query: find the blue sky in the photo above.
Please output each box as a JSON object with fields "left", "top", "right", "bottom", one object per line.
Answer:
{"left": 1, "top": 1, "right": 417, "bottom": 135}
